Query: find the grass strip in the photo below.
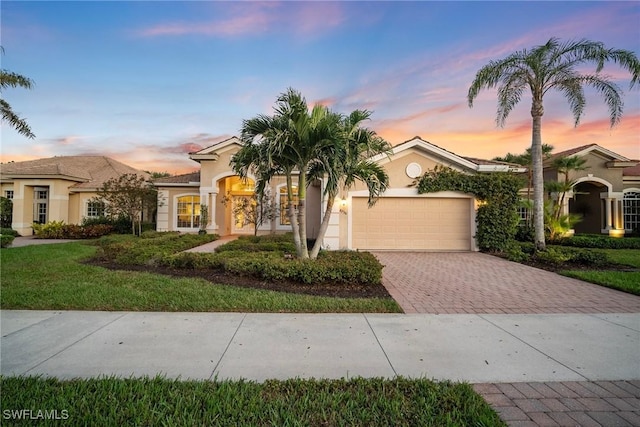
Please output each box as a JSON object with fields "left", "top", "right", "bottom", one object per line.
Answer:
{"left": 0, "top": 376, "right": 505, "bottom": 426}
{"left": 0, "top": 243, "right": 400, "bottom": 313}
{"left": 561, "top": 271, "right": 640, "bottom": 295}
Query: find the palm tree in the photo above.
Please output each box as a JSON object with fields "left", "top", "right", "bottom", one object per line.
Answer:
{"left": 308, "top": 109, "right": 391, "bottom": 258}
{"left": 468, "top": 38, "right": 639, "bottom": 250}
{"left": 1, "top": 47, "right": 35, "bottom": 139}
{"left": 548, "top": 155, "right": 588, "bottom": 222}
{"left": 232, "top": 88, "right": 342, "bottom": 258}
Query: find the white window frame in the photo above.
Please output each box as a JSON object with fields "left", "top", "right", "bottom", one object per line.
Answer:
{"left": 276, "top": 183, "right": 298, "bottom": 230}
{"left": 623, "top": 189, "right": 640, "bottom": 232}
{"left": 174, "top": 194, "right": 201, "bottom": 230}
{"left": 4, "top": 190, "right": 13, "bottom": 199}
{"left": 86, "top": 200, "right": 105, "bottom": 218}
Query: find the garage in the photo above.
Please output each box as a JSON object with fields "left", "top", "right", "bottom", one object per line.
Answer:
{"left": 351, "top": 197, "right": 473, "bottom": 251}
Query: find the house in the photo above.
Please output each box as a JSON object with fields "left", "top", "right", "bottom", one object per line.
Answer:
{"left": 543, "top": 144, "right": 639, "bottom": 236}
{"left": 154, "top": 136, "right": 525, "bottom": 251}
{"left": 0, "top": 156, "right": 149, "bottom": 236}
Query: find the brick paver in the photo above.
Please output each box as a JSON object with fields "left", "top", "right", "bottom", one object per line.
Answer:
{"left": 374, "top": 252, "right": 640, "bottom": 314}
{"left": 375, "top": 252, "right": 640, "bottom": 425}
{"left": 475, "top": 381, "right": 640, "bottom": 427}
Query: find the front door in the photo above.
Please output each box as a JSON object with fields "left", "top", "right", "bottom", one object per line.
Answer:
{"left": 231, "top": 195, "right": 255, "bottom": 234}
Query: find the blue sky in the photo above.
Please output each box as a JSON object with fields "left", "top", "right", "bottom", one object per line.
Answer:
{"left": 1, "top": 1, "right": 639, "bottom": 174}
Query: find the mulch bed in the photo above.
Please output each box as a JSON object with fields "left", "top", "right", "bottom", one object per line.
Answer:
{"left": 87, "top": 260, "right": 392, "bottom": 299}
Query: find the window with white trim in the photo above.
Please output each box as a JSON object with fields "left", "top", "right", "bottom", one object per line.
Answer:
{"left": 623, "top": 191, "right": 640, "bottom": 231}
{"left": 279, "top": 185, "right": 298, "bottom": 225}
{"left": 4, "top": 190, "right": 13, "bottom": 199}
{"left": 86, "top": 201, "right": 105, "bottom": 218}
{"left": 177, "top": 195, "right": 200, "bottom": 228}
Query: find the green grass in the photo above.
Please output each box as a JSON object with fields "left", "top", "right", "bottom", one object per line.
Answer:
{"left": 0, "top": 243, "right": 401, "bottom": 313}
{"left": 0, "top": 376, "right": 505, "bottom": 426}
{"left": 560, "top": 248, "right": 640, "bottom": 295}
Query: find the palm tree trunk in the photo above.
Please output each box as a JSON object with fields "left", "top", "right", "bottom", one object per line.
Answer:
{"left": 297, "top": 172, "right": 309, "bottom": 259}
{"left": 310, "top": 192, "right": 336, "bottom": 259}
{"left": 531, "top": 101, "right": 546, "bottom": 251}
{"left": 286, "top": 174, "right": 303, "bottom": 258}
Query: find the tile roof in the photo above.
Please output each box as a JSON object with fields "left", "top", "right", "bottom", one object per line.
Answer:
{"left": 153, "top": 171, "right": 201, "bottom": 184}
{"left": 0, "top": 156, "right": 148, "bottom": 189}
{"left": 547, "top": 144, "right": 598, "bottom": 160}
{"left": 462, "top": 156, "right": 524, "bottom": 167}
{"left": 623, "top": 162, "right": 640, "bottom": 177}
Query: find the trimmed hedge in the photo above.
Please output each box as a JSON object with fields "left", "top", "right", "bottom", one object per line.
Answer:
{"left": 0, "top": 228, "right": 19, "bottom": 237}
{"left": 215, "top": 234, "right": 297, "bottom": 254}
{"left": 1, "top": 234, "right": 15, "bottom": 248}
{"left": 162, "top": 250, "right": 382, "bottom": 285}
{"left": 96, "top": 232, "right": 217, "bottom": 265}
{"left": 32, "top": 221, "right": 115, "bottom": 239}
{"left": 508, "top": 241, "right": 610, "bottom": 266}
{"left": 99, "top": 233, "right": 383, "bottom": 286}
{"left": 553, "top": 235, "right": 640, "bottom": 250}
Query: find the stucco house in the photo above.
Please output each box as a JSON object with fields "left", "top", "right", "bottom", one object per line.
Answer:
{"left": 0, "top": 156, "right": 149, "bottom": 236}
{"left": 154, "top": 136, "right": 527, "bottom": 251}
{"left": 543, "top": 144, "right": 639, "bottom": 236}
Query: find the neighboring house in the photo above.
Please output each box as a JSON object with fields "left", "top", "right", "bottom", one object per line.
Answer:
{"left": 0, "top": 156, "right": 150, "bottom": 236}
{"left": 543, "top": 144, "right": 639, "bottom": 236}
{"left": 154, "top": 136, "right": 524, "bottom": 251}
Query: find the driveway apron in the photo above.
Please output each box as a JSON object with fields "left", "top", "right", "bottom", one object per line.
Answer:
{"left": 373, "top": 252, "right": 640, "bottom": 314}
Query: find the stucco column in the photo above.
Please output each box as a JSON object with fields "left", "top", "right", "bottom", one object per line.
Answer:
{"left": 604, "top": 198, "right": 613, "bottom": 230}
{"left": 207, "top": 192, "right": 217, "bottom": 231}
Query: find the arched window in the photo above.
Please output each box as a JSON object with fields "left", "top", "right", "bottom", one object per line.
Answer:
{"left": 623, "top": 191, "right": 640, "bottom": 232}
{"left": 176, "top": 195, "right": 200, "bottom": 229}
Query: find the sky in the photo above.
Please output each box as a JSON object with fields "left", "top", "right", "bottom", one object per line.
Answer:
{"left": 1, "top": 1, "right": 639, "bottom": 175}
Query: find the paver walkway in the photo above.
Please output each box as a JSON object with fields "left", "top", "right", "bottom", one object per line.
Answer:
{"left": 374, "top": 252, "right": 640, "bottom": 314}
{"left": 474, "top": 381, "right": 640, "bottom": 427}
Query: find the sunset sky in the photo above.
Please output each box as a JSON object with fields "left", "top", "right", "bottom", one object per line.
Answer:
{"left": 1, "top": 1, "right": 639, "bottom": 174}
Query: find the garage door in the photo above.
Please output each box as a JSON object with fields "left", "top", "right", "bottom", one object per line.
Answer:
{"left": 351, "top": 197, "right": 472, "bottom": 250}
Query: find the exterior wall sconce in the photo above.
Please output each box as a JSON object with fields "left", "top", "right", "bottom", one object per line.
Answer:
{"left": 339, "top": 198, "right": 348, "bottom": 214}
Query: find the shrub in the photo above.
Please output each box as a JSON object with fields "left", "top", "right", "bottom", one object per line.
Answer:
{"left": 0, "top": 228, "right": 19, "bottom": 237}
{"left": 0, "top": 197, "right": 12, "bottom": 228}
{"left": 1, "top": 234, "right": 15, "bottom": 248}
{"left": 534, "top": 247, "right": 572, "bottom": 265}
{"left": 505, "top": 242, "right": 528, "bottom": 263}
{"left": 162, "top": 252, "right": 223, "bottom": 269}
{"left": 215, "top": 234, "right": 297, "bottom": 254}
{"left": 553, "top": 235, "right": 640, "bottom": 249}
{"left": 32, "top": 221, "right": 66, "bottom": 239}
{"left": 97, "top": 233, "right": 217, "bottom": 265}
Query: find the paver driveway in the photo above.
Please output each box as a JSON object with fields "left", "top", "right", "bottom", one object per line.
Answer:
{"left": 374, "top": 252, "right": 640, "bottom": 314}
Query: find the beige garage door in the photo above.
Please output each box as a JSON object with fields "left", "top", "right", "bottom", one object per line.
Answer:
{"left": 351, "top": 197, "right": 471, "bottom": 250}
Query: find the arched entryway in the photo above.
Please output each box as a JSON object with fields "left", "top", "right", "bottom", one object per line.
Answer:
{"left": 215, "top": 176, "right": 256, "bottom": 235}
{"left": 570, "top": 181, "right": 604, "bottom": 234}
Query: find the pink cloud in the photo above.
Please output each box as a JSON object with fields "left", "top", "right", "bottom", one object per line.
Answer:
{"left": 136, "top": 2, "right": 346, "bottom": 38}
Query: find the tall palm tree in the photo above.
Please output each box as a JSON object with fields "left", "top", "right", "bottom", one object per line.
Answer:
{"left": 308, "top": 109, "right": 391, "bottom": 258}
{"left": 1, "top": 47, "right": 35, "bottom": 139}
{"left": 468, "top": 38, "right": 639, "bottom": 250}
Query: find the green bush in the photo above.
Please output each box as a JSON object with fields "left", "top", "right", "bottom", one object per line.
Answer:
{"left": 0, "top": 197, "right": 12, "bottom": 229}
{"left": 554, "top": 235, "right": 640, "bottom": 249}
{"left": 1, "top": 234, "right": 15, "bottom": 248}
{"left": 32, "top": 221, "right": 66, "bottom": 239}
{"left": 32, "top": 221, "right": 113, "bottom": 239}
{"left": 0, "top": 228, "right": 19, "bottom": 237}
{"left": 97, "top": 233, "right": 217, "bottom": 265}
{"left": 534, "top": 247, "right": 572, "bottom": 265}
{"left": 505, "top": 242, "right": 528, "bottom": 262}
{"left": 215, "top": 234, "right": 297, "bottom": 254}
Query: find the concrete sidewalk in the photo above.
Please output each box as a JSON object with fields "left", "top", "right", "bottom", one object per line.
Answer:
{"left": 2, "top": 310, "right": 638, "bottom": 383}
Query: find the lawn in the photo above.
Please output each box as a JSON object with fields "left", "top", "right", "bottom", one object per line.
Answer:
{"left": 0, "top": 376, "right": 505, "bottom": 426}
{"left": 560, "top": 248, "right": 640, "bottom": 295}
{"left": 0, "top": 243, "right": 401, "bottom": 313}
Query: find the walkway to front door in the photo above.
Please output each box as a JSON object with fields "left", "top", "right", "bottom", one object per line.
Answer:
{"left": 373, "top": 252, "right": 640, "bottom": 314}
